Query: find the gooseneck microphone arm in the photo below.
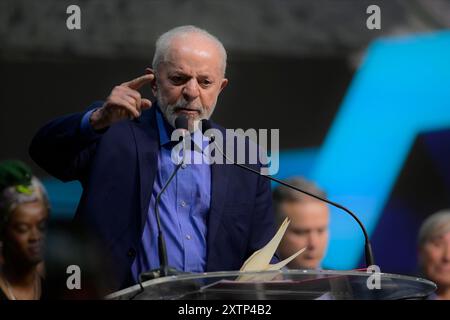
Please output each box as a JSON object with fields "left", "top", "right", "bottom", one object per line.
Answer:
{"left": 154, "top": 162, "right": 183, "bottom": 277}
{"left": 201, "top": 119, "right": 375, "bottom": 268}
{"left": 131, "top": 160, "right": 183, "bottom": 300}
{"left": 138, "top": 115, "right": 190, "bottom": 284}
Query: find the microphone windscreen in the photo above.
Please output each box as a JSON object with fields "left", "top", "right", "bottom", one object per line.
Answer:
{"left": 175, "top": 114, "right": 189, "bottom": 130}
{"left": 201, "top": 119, "right": 213, "bottom": 134}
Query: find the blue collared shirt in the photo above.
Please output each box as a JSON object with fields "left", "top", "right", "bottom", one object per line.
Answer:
{"left": 130, "top": 108, "right": 211, "bottom": 282}
{"left": 81, "top": 107, "right": 211, "bottom": 282}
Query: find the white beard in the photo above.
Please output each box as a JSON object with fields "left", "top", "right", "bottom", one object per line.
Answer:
{"left": 156, "top": 89, "right": 217, "bottom": 132}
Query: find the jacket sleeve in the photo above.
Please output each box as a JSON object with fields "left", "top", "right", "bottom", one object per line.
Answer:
{"left": 29, "top": 101, "right": 106, "bottom": 182}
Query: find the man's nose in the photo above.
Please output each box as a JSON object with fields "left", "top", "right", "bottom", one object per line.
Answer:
{"left": 307, "top": 233, "right": 318, "bottom": 250}
{"left": 182, "top": 79, "right": 200, "bottom": 101}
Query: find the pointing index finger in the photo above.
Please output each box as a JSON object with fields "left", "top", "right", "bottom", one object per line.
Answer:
{"left": 121, "top": 74, "right": 154, "bottom": 90}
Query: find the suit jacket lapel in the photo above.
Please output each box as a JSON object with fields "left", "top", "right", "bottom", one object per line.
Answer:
{"left": 207, "top": 125, "right": 231, "bottom": 253}
{"left": 130, "top": 107, "right": 159, "bottom": 230}
{"left": 131, "top": 111, "right": 231, "bottom": 258}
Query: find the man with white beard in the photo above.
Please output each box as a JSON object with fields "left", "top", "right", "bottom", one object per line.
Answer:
{"left": 29, "top": 25, "right": 277, "bottom": 291}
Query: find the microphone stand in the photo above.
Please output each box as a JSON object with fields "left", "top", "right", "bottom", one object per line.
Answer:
{"left": 130, "top": 116, "right": 190, "bottom": 299}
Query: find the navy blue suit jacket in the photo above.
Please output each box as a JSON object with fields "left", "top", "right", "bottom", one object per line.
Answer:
{"left": 29, "top": 102, "right": 277, "bottom": 290}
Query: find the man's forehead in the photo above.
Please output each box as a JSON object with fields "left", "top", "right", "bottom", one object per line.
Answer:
{"left": 283, "top": 200, "right": 329, "bottom": 212}
{"left": 162, "top": 36, "right": 222, "bottom": 66}
{"left": 160, "top": 59, "right": 221, "bottom": 78}
{"left": 282, "top": 201, "right": 329, "bottom": 221}
{"left": 170, "top": 32, "right": 219, "bottom": 51}
{"left": 182, "top": 44, "right": 215, "bottom": 58}
{"left": 430, "top": 230, "right": 450, "bottom": 242}
{"left": 162, "top": 59, "right": 213, "bottom": 73}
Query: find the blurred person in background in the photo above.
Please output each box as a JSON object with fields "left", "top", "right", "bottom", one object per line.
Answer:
{"left": 0, "top": 160, "right": 50, "bottom": 300}
{"left": 44, "top": 220, "right": 118, "bottom": 299}
{"left": 418, "top": 209, "right": 450, "bottom": 300}
{"left": 273, "top": 177, "right": 329, "bottom": 270}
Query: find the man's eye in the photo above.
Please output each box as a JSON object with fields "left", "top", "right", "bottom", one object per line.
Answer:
{"left": 170, "top": 76, "right": 185, "bottom": 84}
{"left": 200, "top": 79, "right": 213, "bottom": 87}
{"left": 292, "top": 229, "right": 307, "bottom": 236}
{"left": 431, "top": 240, "right": 443, "bottom": 248}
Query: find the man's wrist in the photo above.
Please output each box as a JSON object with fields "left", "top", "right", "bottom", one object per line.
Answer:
{"left": 80, "top": 107, "right": 109, "bottom": 137}
{"left": 89, "top": 108, "right": 108, "bottom": 131}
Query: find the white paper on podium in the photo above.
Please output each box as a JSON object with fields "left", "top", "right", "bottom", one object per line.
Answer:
{"left": 237, "top": 217, "right": 306, "bottom": 281}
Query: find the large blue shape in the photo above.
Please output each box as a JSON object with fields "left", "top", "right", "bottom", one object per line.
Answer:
{"left": 309, "top": 31, "right": 450, "bottom": 269}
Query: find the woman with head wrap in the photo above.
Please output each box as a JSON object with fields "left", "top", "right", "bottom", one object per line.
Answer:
{"left": 0, "top": 160, "right": 50, "bottom": 300}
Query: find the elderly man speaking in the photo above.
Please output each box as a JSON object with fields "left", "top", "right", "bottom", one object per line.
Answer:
{"left": 29, "top": 26, "right": 276, "bottom": 290}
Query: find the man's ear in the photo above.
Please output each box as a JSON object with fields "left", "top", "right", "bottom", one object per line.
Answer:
{"left": 219, "top": 78, "right": 228, "bottom": 92}
{"left": 145, "top": 67, "right": 158, "bottom": 95}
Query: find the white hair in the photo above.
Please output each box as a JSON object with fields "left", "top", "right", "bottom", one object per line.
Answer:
{"left": 418, "top": 209, "right": 450, "bottom": 246}
{"left": 152, "top": 25, "right": 227, "bottom": 76}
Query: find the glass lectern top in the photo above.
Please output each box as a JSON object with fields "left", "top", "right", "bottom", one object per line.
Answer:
{"left": 107, "top": 269, "right": 436, "bottom": 300}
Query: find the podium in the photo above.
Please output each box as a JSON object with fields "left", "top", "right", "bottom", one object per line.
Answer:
{"left": 106, "top": 269, "right": 436, "bottom": 300}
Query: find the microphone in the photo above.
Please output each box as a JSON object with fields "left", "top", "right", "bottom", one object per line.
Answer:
{"left": 138, "top": 114, "right": 189, "bottom": 283}
{"left": 175, "top": 115, "right": 190, "bottom": 140}
{"left": 200, "top": 119, "right": 375, "bottom": 268}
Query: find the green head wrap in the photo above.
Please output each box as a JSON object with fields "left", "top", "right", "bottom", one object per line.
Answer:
{"left": 0, "top": 160, "right": 49, "bottom": 235}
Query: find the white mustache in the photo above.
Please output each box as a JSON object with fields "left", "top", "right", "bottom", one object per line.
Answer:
{"left": 170, "top": 103, "right": 203, "bottom": 113}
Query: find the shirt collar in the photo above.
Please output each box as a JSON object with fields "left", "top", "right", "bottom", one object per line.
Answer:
{"left": 155, "top": 105, "right": 172, "bottom": 146}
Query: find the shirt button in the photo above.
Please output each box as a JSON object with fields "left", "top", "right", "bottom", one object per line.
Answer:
{"left": 180, "top": 200, "right": 186, "bottom": 207}
{"left": 182, "top": 163, "right": 187, "bottom": 169}
{"left": 186, "top": 234, "right": 192, "bottom": 240}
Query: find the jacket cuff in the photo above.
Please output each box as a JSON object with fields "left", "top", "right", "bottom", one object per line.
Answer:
{"left": 80, "top": 105, "right": 109, "bottom": 138}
